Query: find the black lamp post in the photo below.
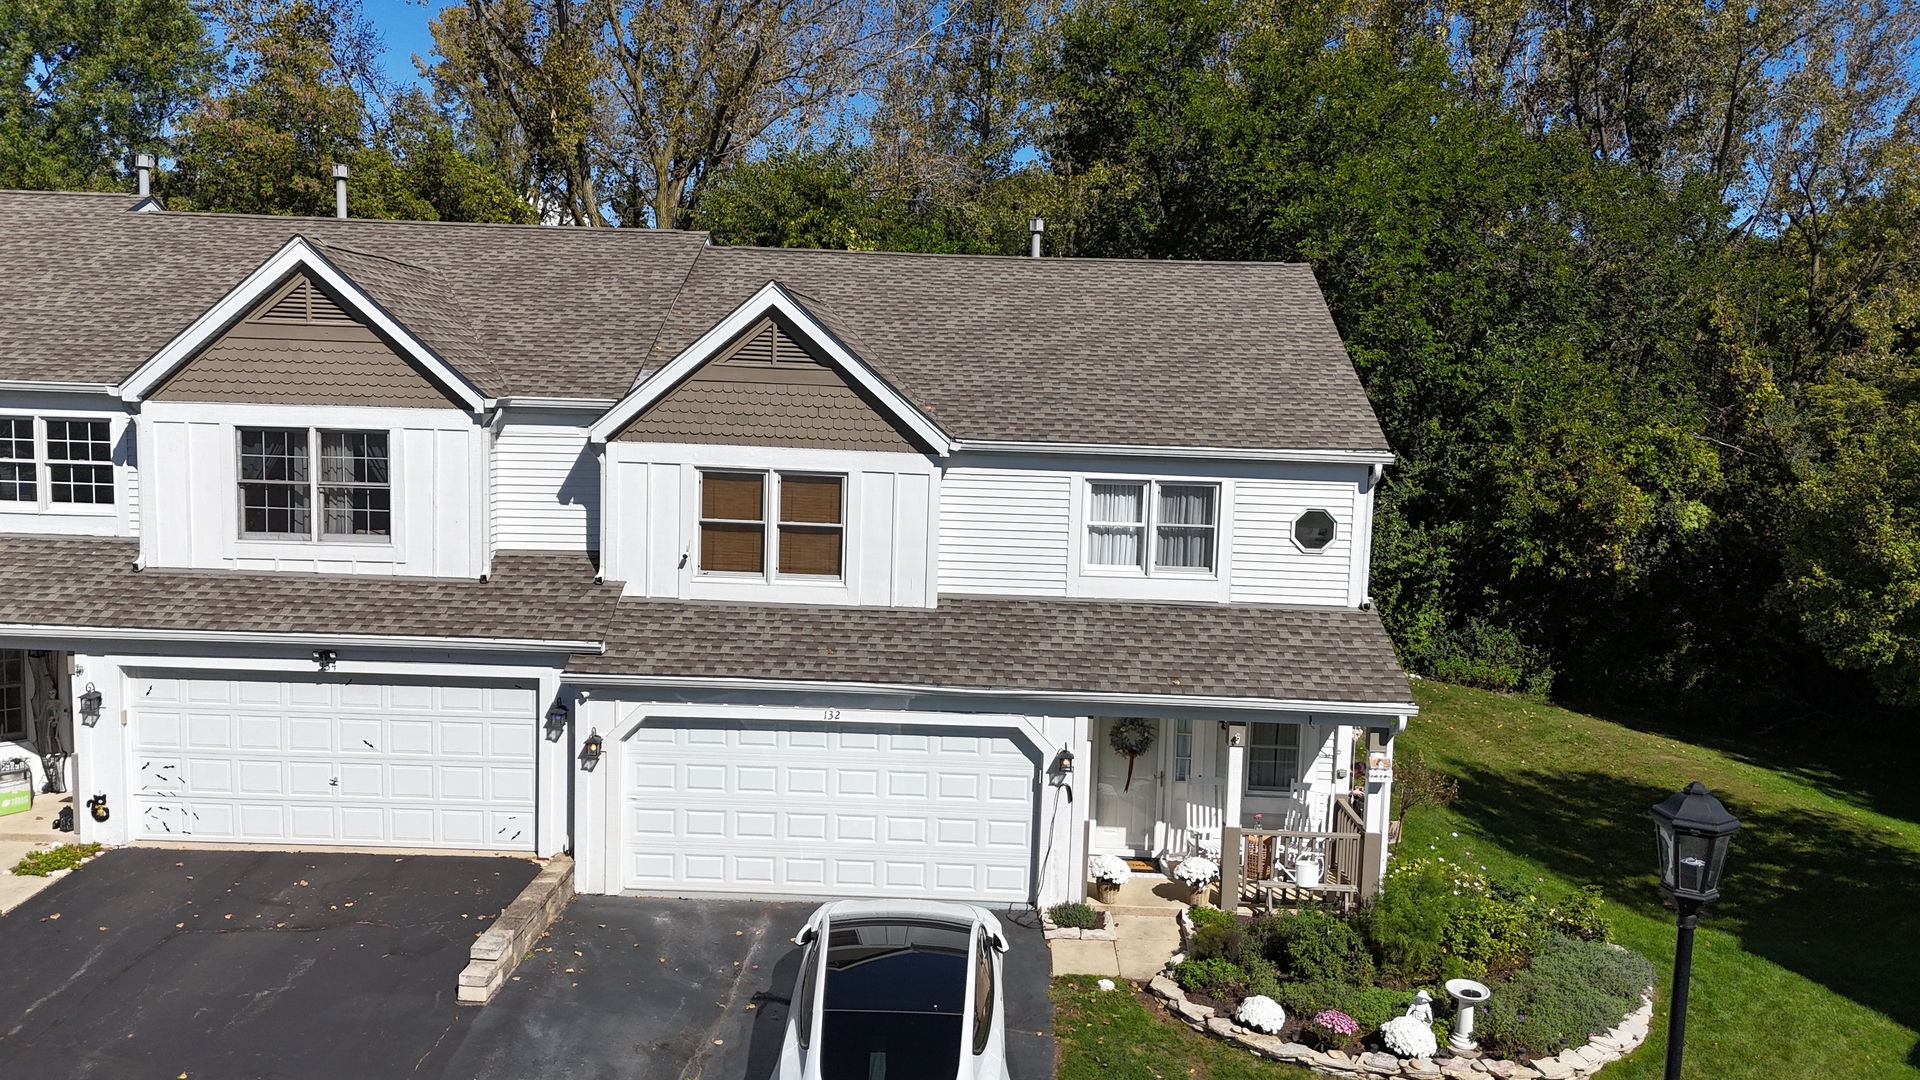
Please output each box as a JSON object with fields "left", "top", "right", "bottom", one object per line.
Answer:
{"left": 1650, "top": 782, "right": 1741, "bottom": 1080}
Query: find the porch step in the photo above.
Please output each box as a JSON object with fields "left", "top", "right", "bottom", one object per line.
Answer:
{"left": 1088, "top": 872, "right": 1193, "bottom": 916}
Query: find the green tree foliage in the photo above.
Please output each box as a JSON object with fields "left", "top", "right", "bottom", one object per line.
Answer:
{"left": 0, "top": 0, "right": 215, "bottom": 190}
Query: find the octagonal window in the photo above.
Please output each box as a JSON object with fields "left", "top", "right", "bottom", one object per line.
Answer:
{"left": 1294, "top": 509, "right": 1337, "bottom": 551}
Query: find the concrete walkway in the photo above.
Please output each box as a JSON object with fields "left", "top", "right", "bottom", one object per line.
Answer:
{"left": 0, "top": 795, "right": 75, "bottom": 915}
{"left": 1050, "top": 873, "right": 1187, "bottom": 980}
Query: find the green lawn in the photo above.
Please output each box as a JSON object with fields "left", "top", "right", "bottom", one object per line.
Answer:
{"left": 1052, "top": 681, "right": 1920, "bottom": 1079}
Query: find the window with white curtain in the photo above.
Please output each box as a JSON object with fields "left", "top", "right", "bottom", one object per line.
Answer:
{"left": 1086, "top": 479, "right": 1218, "bottom": 574}
{"left": 1248, "top": 723, "right": 1300, "bottom": 791}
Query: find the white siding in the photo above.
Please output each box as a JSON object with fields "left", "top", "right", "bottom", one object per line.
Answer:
{"left": 492, "top": 416, "right": 597, "bottom": 552}
{"left": 142, "top": 402, "right": 485, "bottom": 577}
{"left": 938, "top": 468, "right": 1071, "bottom": 596}
{"left": 1229, "top": 479, "right": 1357, "bottom": 606}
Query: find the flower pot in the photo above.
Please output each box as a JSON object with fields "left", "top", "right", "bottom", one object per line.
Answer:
{"left": 1091, "top": 880, "right": 1121, "bottom": 904}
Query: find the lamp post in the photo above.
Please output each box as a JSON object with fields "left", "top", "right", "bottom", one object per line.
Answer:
{"left": 1650, "top": 782, "right": 1741, "bottom": 1080}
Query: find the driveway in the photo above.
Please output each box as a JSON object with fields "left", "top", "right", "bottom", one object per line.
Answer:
{"left": 448, "top": 895, "right": 1056, "bottom": 1080}
{"left": 0, "top": 846, "right": 536, "bottom": 1078}
{"left": 0, "top": 849, "right": 1055, "bottom": 1080}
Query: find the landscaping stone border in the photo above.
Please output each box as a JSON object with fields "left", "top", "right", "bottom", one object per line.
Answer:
{"left": 457, "top": 854, "right": 574, "bottom": 1005}
{"left": 1150, "top": 908, "right": 1656, "bottom": 1079}
{"left": 1041, "top": 907, "right": 1118, "bottom": 941}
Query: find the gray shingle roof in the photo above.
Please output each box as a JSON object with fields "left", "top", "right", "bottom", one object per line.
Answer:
{"left": 0, "top": 191, "right": 1388, "bottom": 451}
{"left": 570, "top": 595, "right": 1415, "bottom": 706}
{"left": 0, "top": 535, "right": 618, "bottom": 644}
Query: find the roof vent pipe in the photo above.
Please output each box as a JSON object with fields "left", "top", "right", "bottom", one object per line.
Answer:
{"left": 1029, "top": 216, "right": 1045, "bottom": 257}
{"left": 332, "top": 162, "right": 350, "bottom": 218}
{"left": 134, "top": 153, "right": 155, "bottom": 196}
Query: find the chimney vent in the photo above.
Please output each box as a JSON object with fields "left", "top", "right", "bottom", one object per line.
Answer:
{"left": 134, "top": 153, "right": 155, "bottom": 197}
{"left": 332, "top": 162, "right": 350, "bottom": 218}
{"left": 1028, "top": 216, "right": 1045, "bottom": 258}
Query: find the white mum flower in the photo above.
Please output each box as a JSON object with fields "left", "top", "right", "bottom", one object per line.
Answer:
{"left": 1379, "top": 1015, "right": 1438, "bottom": 1058}
{"left": 1174, "top": 856, "right": 1219, "bottom": 887}
{"left": 1089, "top": 854, "right": 1132, "bottom": 885}
{"left": 1234, "top": 995, "right": 1287, "bottom": 1034}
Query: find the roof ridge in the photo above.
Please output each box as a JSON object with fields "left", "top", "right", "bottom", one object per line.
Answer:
{"left": 632, "top": 239, "right": 709, "bottom": 390}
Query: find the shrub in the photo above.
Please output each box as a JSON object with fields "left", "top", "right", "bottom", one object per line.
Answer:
{"left": 1477, "top": 937, "right": 1656, "bottom": 1057}
{"left": 1393, "top": 755, "right": 1460, "bottom": 814}
{"left": 1049, "top": 902, "right": 1098, "bottom": 929}
{"left": 1188, "top": 905, "right": 1237, "bottom": 934}
{"left": 1172, "top": 957, "right": 1248, "bottom": 998}
{"left": 1258, "top": 908, "right": 1377, "bottom": 986}
{"left": 11, "top": 843, "right": 102, "bottom": 877}
{"left": 1272, "top": 979, "right": 1410, "bottom": 1033}
{"left": 1364, "top": 859, "right": 1457, "bottom": 981}
{"left": 1365, "top": 858, "right": 1614, "bottom": 982}
{"left": 1189, "top": 921, "right": 1248, "bottom": 964}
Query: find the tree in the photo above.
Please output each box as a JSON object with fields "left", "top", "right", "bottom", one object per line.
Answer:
{"left": 0, "top": 0, "right": 216, "bottom": 190}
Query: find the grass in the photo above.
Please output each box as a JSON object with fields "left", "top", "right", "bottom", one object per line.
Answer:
{"left": 10, "top": 842, "right": 102, "bottom": 877}
{"left": 1053, "top": 975, "right": 1312, "bottom": 1080}
{"left": 1052, "top": 682, "right": 1919, "bottom": 1078}
{"left": 1398, "top": 681, "right": 1920, "bottom": 1079}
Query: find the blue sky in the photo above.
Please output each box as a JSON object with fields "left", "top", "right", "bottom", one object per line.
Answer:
{"left": 363, "top": 0, "right": 439, "bottom": 88}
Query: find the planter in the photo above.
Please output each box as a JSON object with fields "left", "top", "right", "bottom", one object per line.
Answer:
{"left": 1090, "top": 880, "right": 1121, "bottom": 904}
{"left": 1043, "top": 908, "right": 1118, "bottom": 941}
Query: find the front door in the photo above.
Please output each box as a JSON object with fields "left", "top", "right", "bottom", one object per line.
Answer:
{"left": 1091, "top": 717, "right": 1160, "bottom": 856}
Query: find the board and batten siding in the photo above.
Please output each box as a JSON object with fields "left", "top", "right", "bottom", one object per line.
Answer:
{"left": 937, "top": 469, "right": 1072, "bottom": 596}
{"left": 139, "top": 403, "right": 485, "bottom": 577}
{"left": 1229, "top": 479, "right": 1358, "bottom": 606}
{"left": 492, "top": 417, "right": 597, "bottom": 552}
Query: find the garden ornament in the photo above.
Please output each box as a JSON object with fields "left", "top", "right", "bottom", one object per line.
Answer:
{"left": 1405, "top": 989, "right": 1434, "bottom": 1023}
{"left": 1444, "top": 979, "right": 1492, "bottom": 1051}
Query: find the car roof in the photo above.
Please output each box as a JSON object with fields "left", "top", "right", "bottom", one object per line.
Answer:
{"left": 811, "top": 898, "right": 1003, "bottom": 936}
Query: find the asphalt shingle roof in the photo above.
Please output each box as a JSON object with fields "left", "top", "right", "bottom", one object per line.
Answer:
{"left": 0, "top": 535, "right": 617, "bottom": 644}
{"left": 570, "top": 595, "right": 1415, "bottom": 706}
{"left": 0, "top": 191, "right": 1389, "bottom": 451}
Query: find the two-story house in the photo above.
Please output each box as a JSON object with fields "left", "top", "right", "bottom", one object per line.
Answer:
{"left": 0, "top": 190, "right": 1415, "bottom": 909}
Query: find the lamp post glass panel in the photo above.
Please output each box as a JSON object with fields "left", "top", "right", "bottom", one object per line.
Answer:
{"left": 1650, "top": 782, "right": 1740, "bottom": 1080}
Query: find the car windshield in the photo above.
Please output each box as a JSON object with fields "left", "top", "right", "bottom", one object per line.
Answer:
{"left": 818, "top": 918, "right": 971, "bottom": 1080}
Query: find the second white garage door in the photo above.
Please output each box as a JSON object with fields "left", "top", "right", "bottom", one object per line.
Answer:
{"left": 618, "top": 720, "right": 1038, "bottom": 903}
{"left": 129, "top": 674, "right": 538, "bottom": 850}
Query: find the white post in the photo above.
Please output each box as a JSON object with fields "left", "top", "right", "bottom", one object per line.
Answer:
{"left": 1362, "top": 729, "right": 1396, "bottom": 893}
{"left": 1224, "top": 722, "right": 1247, "bottom": 831}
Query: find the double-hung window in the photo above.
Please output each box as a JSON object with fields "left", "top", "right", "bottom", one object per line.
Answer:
{"left": 698, "top": 470, "right": 844, "bottom": 579}
{"left": 0, "top": 650, "right": 24, "bottom": 741}
{"left": 239, "top": 428, "right": 390, "bottom": 540}
{"left": 1086, "top": 480, "right": 1217, "bottom": 573}
{"left": 0, "top": 417, "right": 115, "bottom": 508}
{"left": 1248, "top": 723, "right": 1301, "bottom": 792}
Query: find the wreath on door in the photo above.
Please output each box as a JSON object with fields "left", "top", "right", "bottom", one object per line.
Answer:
{"left": 1108, "top": 718, "right": 1158, "bottom": 791}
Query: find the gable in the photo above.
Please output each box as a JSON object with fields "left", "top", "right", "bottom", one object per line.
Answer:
{"left": 615, "top": 318, "right": 922, "bottom": 452}
{"left": 150, "top": 272, "right": 463, "bottom": 409}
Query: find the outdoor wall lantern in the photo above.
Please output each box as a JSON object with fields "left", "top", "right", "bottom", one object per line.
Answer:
{"left": 545, "top": 700, "right": 570, "bottom": 740}
{"left": 78, "top": 684, "right": 103, "bottom": 727}
{"left": 312, "top": 649, "right": 337, "bottom": 671}
{"left": 1650, "top": 781, "right": 1741, "bottom": 1080}
{"left": 579, "top": 729, "right": 605, "bottom": 771}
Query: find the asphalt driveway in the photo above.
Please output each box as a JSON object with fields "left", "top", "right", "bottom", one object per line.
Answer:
{"left": 0, "top": 848, "right": 1055, "bottom": 1080}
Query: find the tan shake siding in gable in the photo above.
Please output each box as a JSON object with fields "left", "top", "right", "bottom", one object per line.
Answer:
{"left": 150, "top": 273, "right": 463, "bottom": 409}
{"left": 615, "top": 318, "right": 921, "bottom": 452}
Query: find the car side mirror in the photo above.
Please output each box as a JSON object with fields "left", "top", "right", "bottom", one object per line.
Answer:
{"left": 990, "top": 930, "right": 1009, "bottom": 952}
{"left": 795, "top": 925, "right": 816, "bottom": 946}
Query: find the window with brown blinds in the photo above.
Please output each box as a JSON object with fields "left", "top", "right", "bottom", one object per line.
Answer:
{"left": 700, "top": 471, "right": 766, "bottom": 573}
{"left": 778, "top": 474, "right": 843, "bottom": 577}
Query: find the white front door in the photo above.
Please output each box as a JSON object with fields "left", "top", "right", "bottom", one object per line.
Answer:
{"left": 1091, "top": 717, "right": 1160, "bottom": 856}
{"left": 615, "top": 719, "right": 1039, "bottom": 903}
{"left": 129, "top": 674, "right": 538, "bottom": 850}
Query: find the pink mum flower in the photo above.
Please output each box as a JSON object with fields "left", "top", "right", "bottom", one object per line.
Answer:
{"left": 1311, "top": 1009, "right": 1360, "bottom": 1037}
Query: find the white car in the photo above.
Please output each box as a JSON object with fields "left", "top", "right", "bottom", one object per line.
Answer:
{"left": 776, "top": 899, "right": 1012, "bottom": 1080}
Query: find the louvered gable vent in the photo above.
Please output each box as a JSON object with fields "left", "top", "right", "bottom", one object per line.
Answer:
{"left": 723, "top": 320, "right": 816, "bottom": 365}
{"left": 257, "top": 276, "right": 358, "bottom": 326}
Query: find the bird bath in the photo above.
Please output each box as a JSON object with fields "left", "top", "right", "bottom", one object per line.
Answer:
{"left": 1444, "top": 978, "right": 1492, "bottom": 1051}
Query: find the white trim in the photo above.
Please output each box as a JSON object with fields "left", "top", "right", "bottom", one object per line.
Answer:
{"left": 489, "top": 396, "right": 619, "bottom": 411}
{"left": 565, "top": 672, "right": 1418, "bottom": 717}
{"left": 587, "top": 281, "right": 954, "bottom": 454}
{"left": 953, "top": 441, "right": 1395, "bottom": 466}
{"left": 0, "top": 381, "right": 121, "bottom": 396}
{"left": 0, "top": 623, "right": 601, "bottom": 653}
{"left": 118, "top": 236, "right": 487, "bottom": 412}
{"left": 604, "top": 701, "right": 1060, "bottom": 759}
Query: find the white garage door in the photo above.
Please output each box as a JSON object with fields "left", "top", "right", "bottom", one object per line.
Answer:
{"left": 129, "top": 675, "right": 538, "bottom": 850}
{"left": 619, "top": 721, "right": 1038, "bottom": 903}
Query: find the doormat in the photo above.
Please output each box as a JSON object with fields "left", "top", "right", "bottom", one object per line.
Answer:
{"left": 1125, "top": 859, "right": 1156, "bottom": 872}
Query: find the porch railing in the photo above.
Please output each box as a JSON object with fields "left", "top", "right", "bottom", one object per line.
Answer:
{"left": 1220, "top": 826, "right": 1364, "bottom": 911}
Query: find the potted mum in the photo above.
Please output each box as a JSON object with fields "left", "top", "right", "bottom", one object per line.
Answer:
{"left": 1172, "top": 855, "right": 1219, "bottom": 905}
{"left": 1088, "top": 854, "right": 1131, "bottom": 903}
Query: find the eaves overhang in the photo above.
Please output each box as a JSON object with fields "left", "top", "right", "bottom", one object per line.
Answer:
{"left": 0, "top": 622, "right": 605, "bottom": 654}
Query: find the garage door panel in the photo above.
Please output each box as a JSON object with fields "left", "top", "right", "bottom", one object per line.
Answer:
{"left": 131, "top": 676, "right": 537, "bottom": 851}
{"left": 618, "top": 720, "right": 1037, "bottom": 903}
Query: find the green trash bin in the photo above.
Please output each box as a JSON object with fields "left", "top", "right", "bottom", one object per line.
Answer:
{"left": 0, "top": 758, "right": 31, "bottom": 818}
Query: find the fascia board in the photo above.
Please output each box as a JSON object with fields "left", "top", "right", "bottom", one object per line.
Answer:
{"left": 952, "top": 441, "right": 1396, "bottom": 466}
{"left": 0, "top": 622, "right": 603, "bottom": 654}
{"left": 564, "top": 671, "right": 1419, "bottom": 717}
{"left": 118, "top": 236, "right": 487, "bottom": 411}
{"left": 0, "top": 380, "right": 123, "bottom": 396}
{"left": 587, "top": 281, "right": 954, "bottom": 454}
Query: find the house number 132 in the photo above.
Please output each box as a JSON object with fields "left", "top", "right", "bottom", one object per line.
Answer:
{"left": 822, "top": 708, "right": 842, "bottom": 721}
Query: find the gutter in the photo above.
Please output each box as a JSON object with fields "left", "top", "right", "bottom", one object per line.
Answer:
{"left": 949, "top": 441, "right": 1395, "bottom": 466}
{"left": 0, "top": 622, "right": 605, "bottom": 654}
{"left": 562, "top": 672, "right": 1419, "bottom": 718}
{"left": 0, "top": 380, "right": 124, "bottom": 396}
